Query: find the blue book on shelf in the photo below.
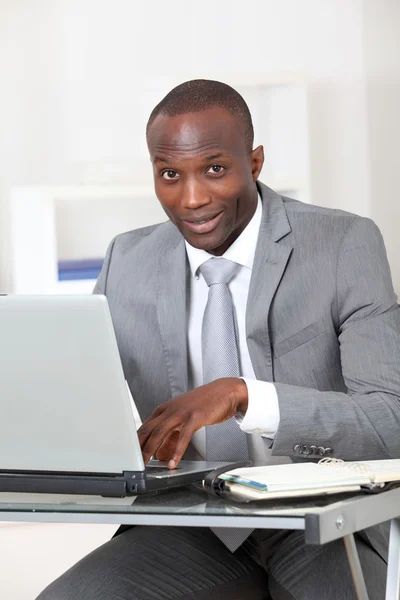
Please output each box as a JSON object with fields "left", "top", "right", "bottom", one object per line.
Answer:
{"left": 58, "top": 259, "right": 104, "bottom": 281}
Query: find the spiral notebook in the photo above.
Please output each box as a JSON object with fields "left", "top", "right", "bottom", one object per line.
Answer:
{"left": 215, "top": 459, "right": 400, "bottom": 501}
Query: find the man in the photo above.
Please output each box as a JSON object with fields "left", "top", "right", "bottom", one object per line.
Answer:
{"left": 38, "top": 80, "right": 400, "bottom": 599}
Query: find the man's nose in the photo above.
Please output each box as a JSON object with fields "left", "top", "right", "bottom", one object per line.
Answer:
{"left": 182, "top": 181, "right": 211, "bottom": 210}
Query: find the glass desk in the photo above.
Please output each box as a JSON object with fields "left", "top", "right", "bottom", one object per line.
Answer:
{"left": 0, "top": 484, "right": 399, "bottom": 600}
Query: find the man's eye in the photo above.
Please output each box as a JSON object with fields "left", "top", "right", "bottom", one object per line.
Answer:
{"left": 162, "top": 170, "right": 179, "bottom": 180}
{"left": 207, "top": 165, "right": 225, "bottom": 174}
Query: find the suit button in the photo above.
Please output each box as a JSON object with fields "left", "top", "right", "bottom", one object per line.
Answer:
{"left": 324, "top": 447, "right": 333, "bottom": 456}
{"left": 303, "top": 445, "right": 311, "bottom": 455}
{"left": 310, "top": 445, "right": 318, "bottom": 455}
{"left": 317, "top": 446, "right": 325, "bottom": 456}
{"left": 293, "top": 444, "right": 303, "bottom": 454}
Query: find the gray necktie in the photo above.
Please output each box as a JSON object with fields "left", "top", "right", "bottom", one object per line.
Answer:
{"left": 200, "top": 257, "right": 252, "bottom": 552}
{"left": 200, "top": 257, "right": 249, "bottom": 461}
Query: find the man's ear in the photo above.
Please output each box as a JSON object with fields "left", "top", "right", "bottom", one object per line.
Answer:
{"left": 251, "top": 145, "right": 264, "bottom": 181}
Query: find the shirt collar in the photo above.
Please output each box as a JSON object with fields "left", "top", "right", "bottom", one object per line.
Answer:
{"left": 185, "top": 193, "right": 262, "bottom": 278}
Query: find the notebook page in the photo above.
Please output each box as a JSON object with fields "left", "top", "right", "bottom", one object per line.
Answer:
{"left": 346, "top": 459, "right": 400, "bottom": 483}
{"left": 222, "top": 463, "right": 371, "bottom": 492}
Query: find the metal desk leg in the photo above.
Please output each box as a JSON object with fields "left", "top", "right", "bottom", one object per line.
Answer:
{"left": 385, "top": 518, "right": 400, "bottom": 600}
{"left": 343, "top": 534, "right": 370, "bottom": 600}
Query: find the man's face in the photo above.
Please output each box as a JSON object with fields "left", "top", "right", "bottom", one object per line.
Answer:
{"left": 147, "top": 107, "right": 264, "bottom": 255}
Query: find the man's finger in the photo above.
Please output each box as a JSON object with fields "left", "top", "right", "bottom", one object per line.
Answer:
{"left": 137, "top": 413, "right": 166, "bottom": 449}
{"left": 155, "top": 431, "right": 180, "bottom": 461}
{"left": 167, "top": 425, "right": 194, "bottom": 469}
{"left": 141, "top": 416, "right": 183, "bottom": 464}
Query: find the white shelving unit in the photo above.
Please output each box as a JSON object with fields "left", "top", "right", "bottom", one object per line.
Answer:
{"left": 9, "top": 185, "right": 159, "bottom": 294}
{"left": 7, "top": 77, "right": 310, "bottom": 295}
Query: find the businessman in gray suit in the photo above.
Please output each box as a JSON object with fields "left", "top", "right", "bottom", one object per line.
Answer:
{"left": 38, "top": 80, "right": 400, "bottom": 599}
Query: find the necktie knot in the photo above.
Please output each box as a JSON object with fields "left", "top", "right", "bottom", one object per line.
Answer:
{"left": 199, "top": 258, "right": 239, "bottom": 287}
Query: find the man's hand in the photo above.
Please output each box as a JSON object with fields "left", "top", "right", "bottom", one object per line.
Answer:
{"left": 137, "top": 378, "right": 248, "bottom": 469}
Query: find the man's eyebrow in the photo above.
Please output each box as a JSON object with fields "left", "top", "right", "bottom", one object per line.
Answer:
{"left": 154, "top": 156, "right": 169, "bottom": 164}
{"left": 205, "top": 152, "right": 224, "bottom": 161}
{"left": 153, "top": 152, "right": 226, "bottom": 164}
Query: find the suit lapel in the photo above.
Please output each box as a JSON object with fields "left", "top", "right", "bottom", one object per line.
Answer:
{"left": 246, "top": 183, "right": 293, "bottom": 381}
{"left": 155, "top": 184, "right": 292, "bottom": 394}
{"left": 156, "top": 225, "right": 189, "bottom": 399}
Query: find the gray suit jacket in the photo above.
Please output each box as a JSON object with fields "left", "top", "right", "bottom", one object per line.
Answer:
{"left": 94, "top": 182, "right": 400, "bottom": 560}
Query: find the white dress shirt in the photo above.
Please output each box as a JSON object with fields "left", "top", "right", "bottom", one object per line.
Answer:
{"left": 185, "top": 194, "right": 280, "bottom": 458}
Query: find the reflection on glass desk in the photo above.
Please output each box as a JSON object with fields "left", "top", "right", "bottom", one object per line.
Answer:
{"left": 0, "top": 484, "right": 399, "bottom": 544}
{"left": 1, "top": 485, "right": 400, "bottom": 600}
{"left": 0, "top": 483, "right": 358, "bottom": 515}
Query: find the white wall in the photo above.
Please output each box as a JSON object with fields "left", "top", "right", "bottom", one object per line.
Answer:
{"left": 0, "top": 0, "right": 374, "bottom": 290}
{"left": 363, "top": 0, "right": 400, "bottom": 293}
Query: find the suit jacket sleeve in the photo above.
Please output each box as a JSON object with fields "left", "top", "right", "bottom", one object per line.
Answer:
{"left": 272, "top": 217, "right": 400, "bottom": 461}
{"left": 92, "top": 237, "right": 116, "bottom": 295}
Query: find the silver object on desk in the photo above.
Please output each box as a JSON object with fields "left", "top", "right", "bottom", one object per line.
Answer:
{"left": 0, "top": 294, "right": 231, "bottom": 495}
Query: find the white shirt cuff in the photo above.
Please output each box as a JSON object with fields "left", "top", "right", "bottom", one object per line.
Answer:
{"left": 235, "top": 378, "right": 280, "bottom": 438}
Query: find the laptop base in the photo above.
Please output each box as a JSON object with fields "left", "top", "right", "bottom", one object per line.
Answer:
{"left": 0, "top": 461, "right": 241, "bottom": 497}
{"left": 0, "top": 470, "right": 146, "bottom": 497}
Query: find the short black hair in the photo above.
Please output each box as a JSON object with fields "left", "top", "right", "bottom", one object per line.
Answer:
{"left": 146, "top": 79, "right": 254, "bottom": 150}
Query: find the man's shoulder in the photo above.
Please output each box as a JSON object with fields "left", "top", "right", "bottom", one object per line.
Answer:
{"left": 259, "top": 182, "right": 372, "bottom": 238}
{"left": 281, "top": 194, "right": 378, "bottom": 242}
{"left": 283, "top": 195, "right": 358, "bottom": 222}
{"left": 111, "top": 220, "right": 178, "bottom": 254}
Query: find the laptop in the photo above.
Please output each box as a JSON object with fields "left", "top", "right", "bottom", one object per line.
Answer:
{"left": 0, "top": 295, "right": 238, "bottom": 497}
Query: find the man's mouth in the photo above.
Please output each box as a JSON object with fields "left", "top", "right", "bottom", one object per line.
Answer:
{"left": 182, "top": 211, "right": 224, "bottom": 234}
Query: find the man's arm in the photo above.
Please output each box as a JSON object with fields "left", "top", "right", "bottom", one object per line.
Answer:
{"left": 271, "top": 217, "right": 400, "bottom": 461}
{"left": 92, "top": 237, "right": 116, "bottom": 295}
